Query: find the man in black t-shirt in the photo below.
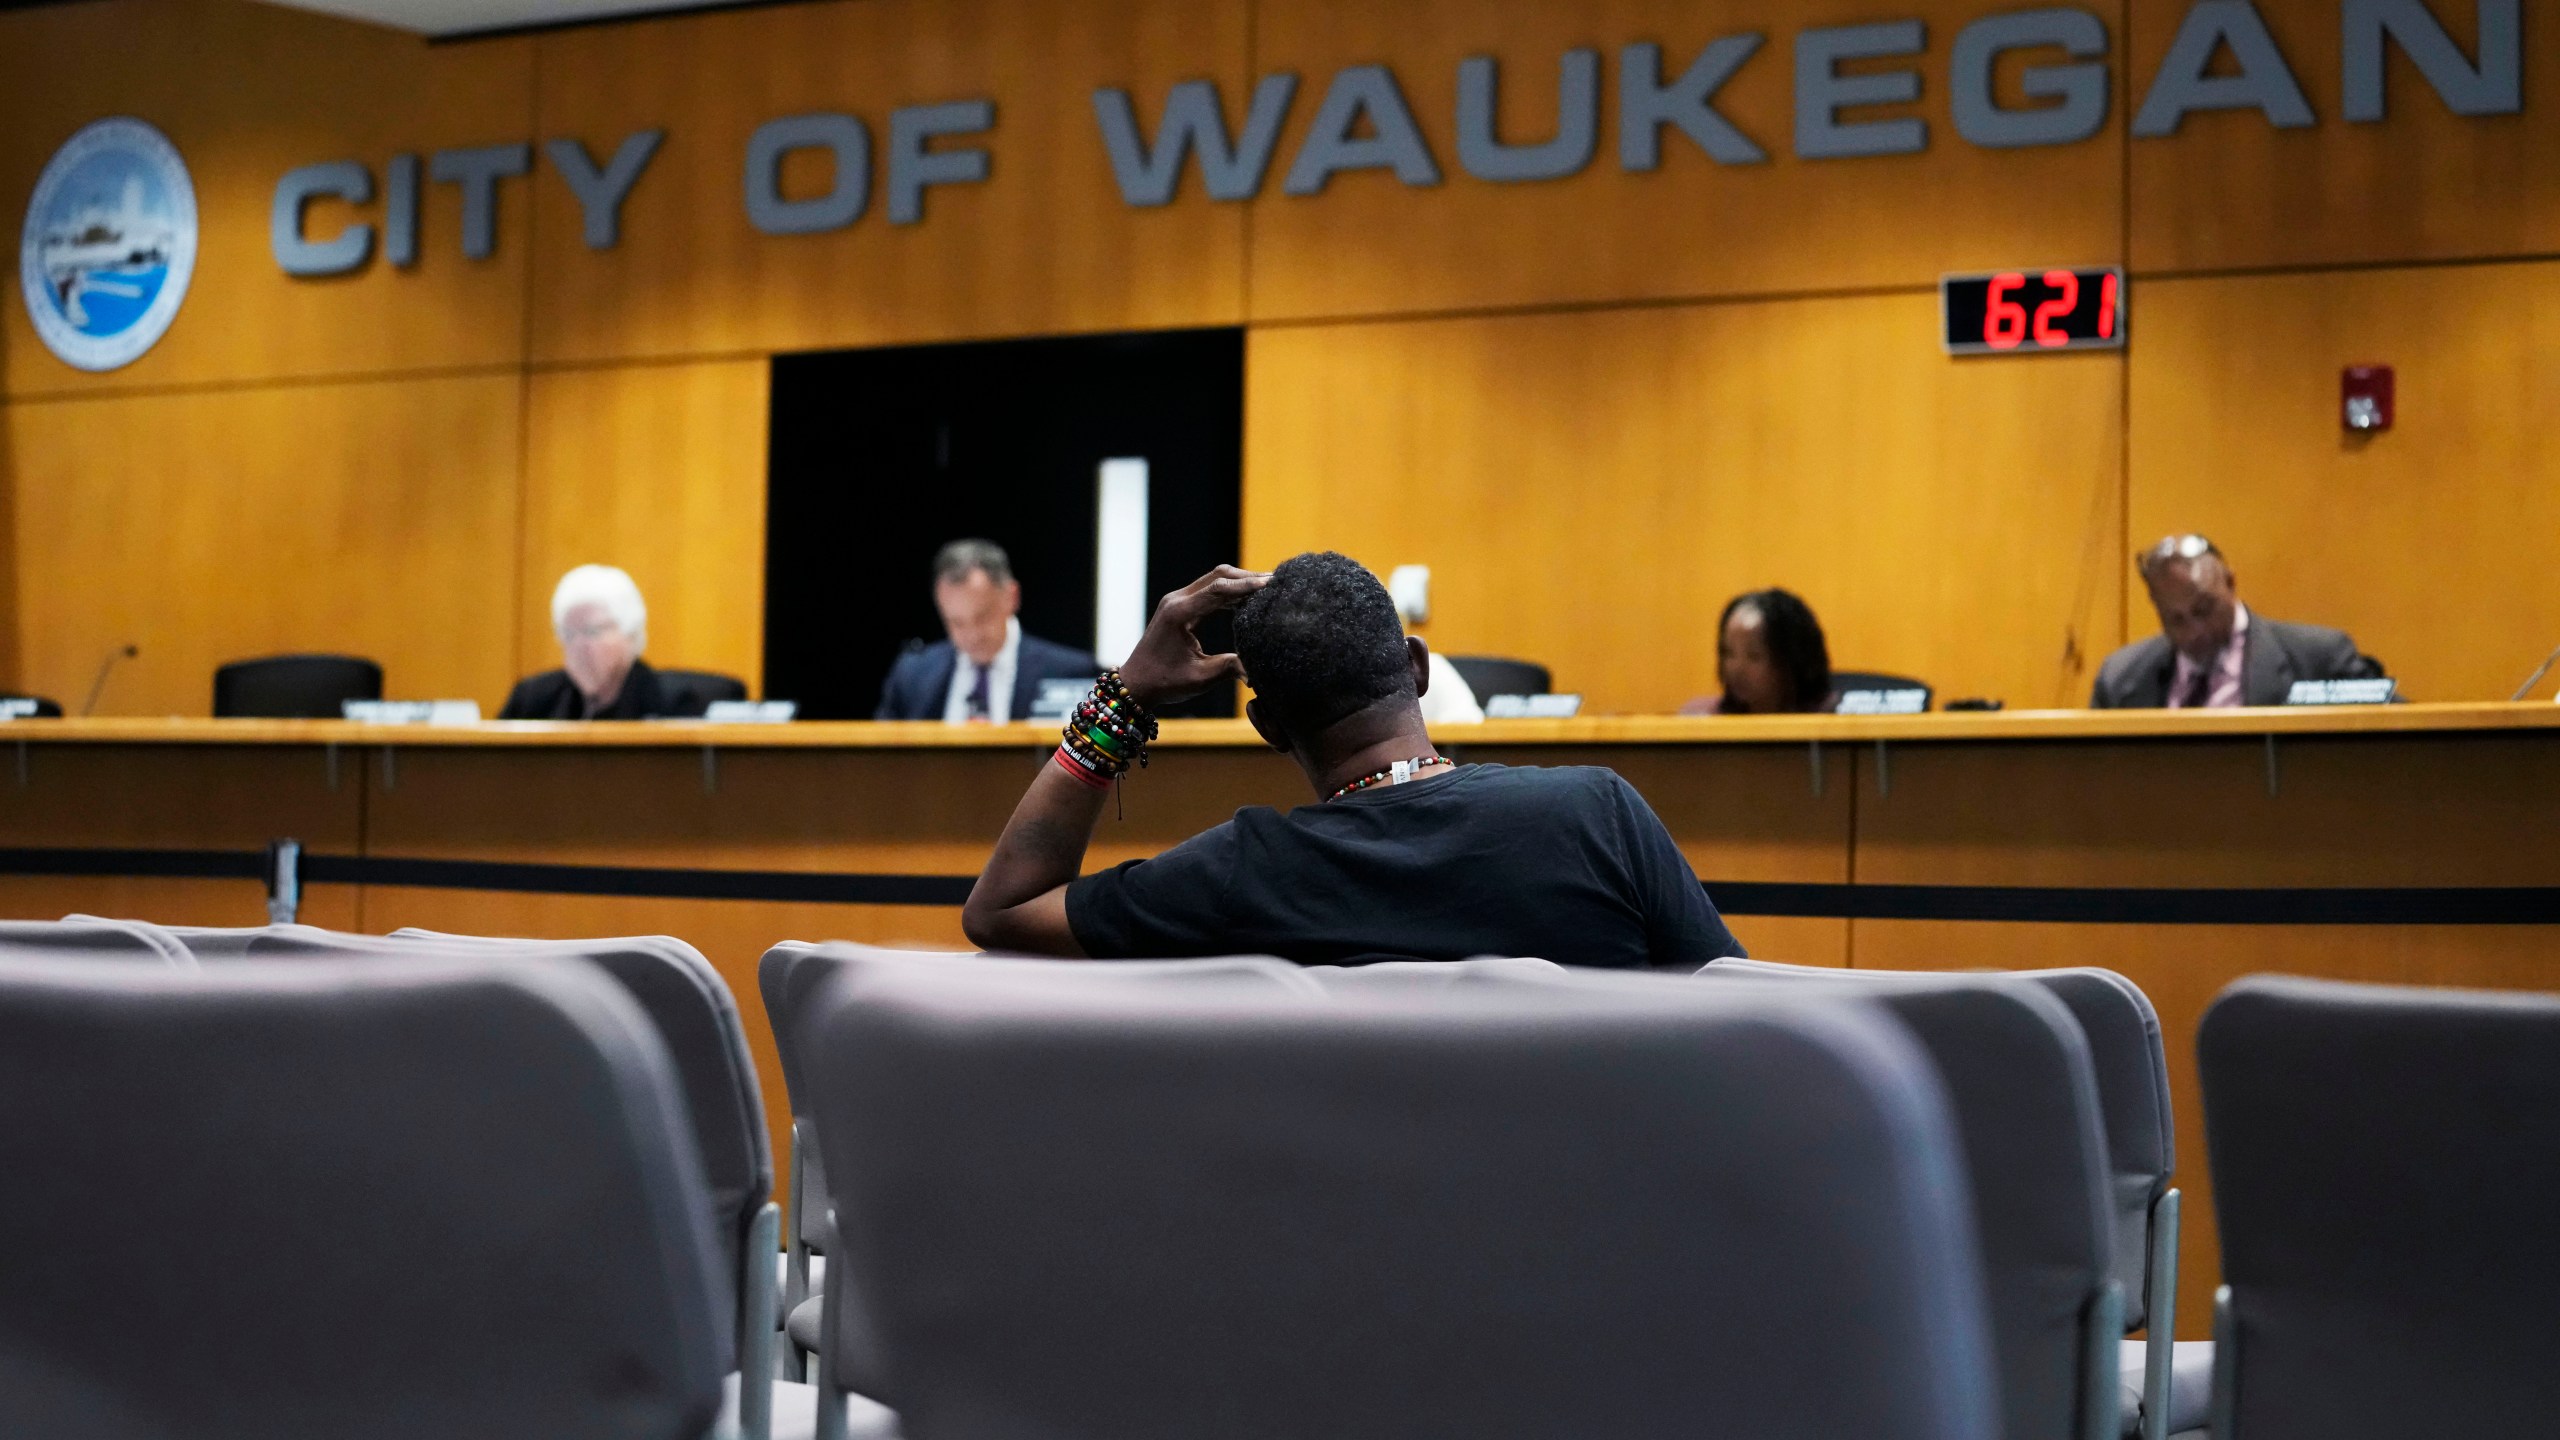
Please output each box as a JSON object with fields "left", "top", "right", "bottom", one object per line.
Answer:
{"left": 961, "top": 552, "right": 1743, "bottom": 969}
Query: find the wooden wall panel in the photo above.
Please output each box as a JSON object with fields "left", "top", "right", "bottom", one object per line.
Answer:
{"left": 359, "top": 744, "right": 1310, "bottom": 876}
{"left": 0, "top": 740, "right": 363, "bottom": 931}
{"left": 2, "top": 375, "right": 524, "bottom": 716}
{"left": 1244, "top": 297, "right": 2124, "bottom": 715}
{"left": 2129, "top": 0, "right": 2560, "bottom": 274}
{"left": 0, "top": 743, "right": 360, "bottom": 850}
{"left": 524, "top": 0, "right": 1251, "bottom": 364}
{"left": 1246, "top": 0, "right": 2125, "bottom": 320}
{"left": 2127, "top": 262, "right": 2560, "bottom": 703}
{"left": 520, "top": 361, "right": 771, "bottom": 691}
{"left": 1854, "top": 734, "right": 2560, "bottom": 888}
{"left": 0, "top": 0, "right": 534, "bottom": 396}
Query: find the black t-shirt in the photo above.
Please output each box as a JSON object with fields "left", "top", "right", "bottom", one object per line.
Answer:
{"left": 1065, "top": 763, "right": 1744, "bottom": 970}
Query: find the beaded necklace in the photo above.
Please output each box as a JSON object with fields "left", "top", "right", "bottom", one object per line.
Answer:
{"left": 1327, "top": 755, "right": 1456, "bottom": 802}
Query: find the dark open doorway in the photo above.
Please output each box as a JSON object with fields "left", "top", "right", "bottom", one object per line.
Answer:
{"left": 763, "top": 328, "right": 1245, "bottom": 720}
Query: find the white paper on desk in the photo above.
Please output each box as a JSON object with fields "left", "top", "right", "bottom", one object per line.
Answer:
{"left": 344, "top": 700, "right": 483, "bottom": 725}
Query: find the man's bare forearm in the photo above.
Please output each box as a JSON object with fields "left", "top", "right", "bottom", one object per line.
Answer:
{"left": 960, "top": 762, "right": 1109, "bottom": 955}
{"left": 959, "top": 565, "right": 1267, "bottom": 958}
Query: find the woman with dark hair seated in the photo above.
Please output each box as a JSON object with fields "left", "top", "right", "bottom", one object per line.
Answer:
{"left": 1682, "top": 588, "right": 1837, "bottom": 715}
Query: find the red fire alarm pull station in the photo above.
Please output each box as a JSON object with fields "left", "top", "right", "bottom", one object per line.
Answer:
{"left": 2343, "top": 365, "right": 2395, "bottom": 432}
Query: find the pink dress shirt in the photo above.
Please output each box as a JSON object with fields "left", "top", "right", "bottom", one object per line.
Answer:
{"left": 2168, "top": 604, "right": 2250, "bottom": 709}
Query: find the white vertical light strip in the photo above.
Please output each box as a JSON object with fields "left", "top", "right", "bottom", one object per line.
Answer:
{"left": 1094, "top": 457, "right": 1150, "bottom": 667}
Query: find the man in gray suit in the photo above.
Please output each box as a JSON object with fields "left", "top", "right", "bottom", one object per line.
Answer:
{"left": 2091, "top": 535, "right": 2383, "bottom": 709}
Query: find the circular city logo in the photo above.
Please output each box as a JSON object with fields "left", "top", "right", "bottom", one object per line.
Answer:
{"left": 18, "top": 118, "right": 198, "bottom": 373}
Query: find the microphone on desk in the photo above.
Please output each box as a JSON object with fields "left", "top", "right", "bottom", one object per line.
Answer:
{"left": 80, "top": 644, "right": 139, "bottom": 717}
{"left": 2509, "top": 643, "right": 2560, "bottom": 702}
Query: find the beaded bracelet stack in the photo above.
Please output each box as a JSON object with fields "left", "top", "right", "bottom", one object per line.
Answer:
{"left": 1053, "top": 670, "right": 1158, "bottom": 792}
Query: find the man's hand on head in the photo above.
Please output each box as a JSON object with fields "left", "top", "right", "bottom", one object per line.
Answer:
{"left": 1117, "top": 565, "right": 1269, "bottom": 711}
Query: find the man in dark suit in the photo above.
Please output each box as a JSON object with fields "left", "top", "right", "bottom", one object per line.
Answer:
{"left": 2092, "top": 535, "right": 2384, "bottom": 709}
{"left": 875, "top": 539, "right": 1100, "bottom": 722}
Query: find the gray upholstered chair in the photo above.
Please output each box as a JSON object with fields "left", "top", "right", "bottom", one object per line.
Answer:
{"left": 759, "top": 941, "right": 834, "bottom": 1380}
{"left": 795, "top": 954, "right": 1998, "bottom": 1440}
{"left": 215, "top": 925, "right": 789, "bottom": 1437}
{"left": 2197, "top": 976, "right": 2560, "bottom": 1440}
{"left": 759, "top": 942, "right": 1314, "bottom": 1404}
{"left": 0, "top": 916, "right": 194, "bottom": 967}
{"left": 0, "top": 951, "right": 731, "bottom": 1439}
{"left": 131, "top": 921, "right": 268, "bottom": 959}
{"left": 2009, "top": 968, "right": 2195, "bottom": 1440}
{"left": 1697, "top": 959, "right": 2124, "bottom": 1440}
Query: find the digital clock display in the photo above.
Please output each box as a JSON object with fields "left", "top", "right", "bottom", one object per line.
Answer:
{"left": 1942, "top": 267, "right": 2125, "bottom": 356}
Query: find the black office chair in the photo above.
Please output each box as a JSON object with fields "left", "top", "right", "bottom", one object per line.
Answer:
{"left": 1447, "top": 655, "right": 1552, "bottom": 701}
{"left": 1833, "top": 670, "right": 1936, "bottom": 710}
{"left": 656, "top": 669, "right": 750, "bottom": 717}
{"left": 0, "top": 693, "right": 64, "bottom": 718}
{"left": 212, "top": 654, "right": 382, "bottom": 718}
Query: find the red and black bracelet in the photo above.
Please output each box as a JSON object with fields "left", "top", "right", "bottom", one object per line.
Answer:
{"left": 1054, "top": 671, "right": 1156, "bottom": 790}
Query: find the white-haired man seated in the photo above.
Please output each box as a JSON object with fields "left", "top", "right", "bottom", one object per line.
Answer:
{"left": 501, "top": 565, "right": 703, "bottom": 721}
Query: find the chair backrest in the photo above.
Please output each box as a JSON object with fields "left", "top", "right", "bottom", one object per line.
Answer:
{"left": 0, "top": 917, "right": 196, "bottom": 968}
{"left": 655, "top": 669, "right": 750, "bottom": 716}
{"left": 768, "top": 945, "right": 1317, "bottom": 1405}
{"left": 1699, "top": 960, "right": 2118, "bottom": 1440}
{"left": 211, "top": 653, "right": 383, "bottom": 718}
{"left": 758, "top": 941, "right": 838, "bottom": 1255}
{"left": 0, "top": 951, "right": 729, "bottom": 1440}
{"left": 1446, "top": 654, "right": 1552, "bottom": 700}
{"left": 804, "top": 959, "right": 1998, "bottom": 1440}
{"left": 2012, "top": 967, "right": 2175, "bottom": 1328}
{"left": 1832, "top": 670, "right": 1936, "bottom": 710}
{"left": 384, "top": 927, "right": 770, "bottom": 1225}
{"left": 242, "top": 929, "right": 768, "bottom": 1279}
{"left": 1298, "top": 955, "right": 1571, "bottom": 992}
{"left": 66, "top": 915, "right": 269, "bottom": 961}
{"left": 2200, "top": 976, "right": 2560, "bottom": 1440}
{"left": 760, "top": 943, "right": 1318, "bottom": 1218}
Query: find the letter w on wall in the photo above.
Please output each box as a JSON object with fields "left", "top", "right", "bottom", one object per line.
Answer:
{"left": 1093, "top": 76, "right": 1299, "bottom": 206}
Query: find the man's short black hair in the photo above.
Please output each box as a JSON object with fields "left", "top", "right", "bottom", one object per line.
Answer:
{"left": 1234, "top": 552, "right": 1414, "bottom": 736}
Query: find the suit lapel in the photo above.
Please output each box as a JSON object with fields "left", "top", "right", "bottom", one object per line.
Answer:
{"left": 2242, "top": 621, "right": 2292, "bottom": 705}
{"left": 920, "top": 645, "right": 959, "bottom": 717}
{"left": 2130, "top": 641, "right": 2177, "bottom": 708}
{"left": 1009, "top": 656, "right": 1039, "bottom": 722}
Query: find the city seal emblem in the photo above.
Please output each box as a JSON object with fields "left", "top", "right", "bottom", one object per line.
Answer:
{"left": 18, "top": 118, "right": 198, "bottom": 372}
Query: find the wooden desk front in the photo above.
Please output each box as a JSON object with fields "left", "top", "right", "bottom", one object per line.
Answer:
{"left": 5, "top": 703, "right": 2556, "bottom": 1338}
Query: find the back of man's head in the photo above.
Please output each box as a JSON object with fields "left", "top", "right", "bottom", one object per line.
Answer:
{"left": 1235, "top": 552, "right": 1415, "bottom": 739}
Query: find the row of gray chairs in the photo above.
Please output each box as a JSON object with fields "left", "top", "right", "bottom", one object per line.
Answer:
{"left": 15, "top": 915, "right": 2553, "bottom": 1440}
{"left": 1326, "top": 955, "right": 2192, "bottom": 1440}
{"left": 771, "top": 946, "right": 2001, "bottom": 1440}
{"left": 762, "top": 946, "right": 2560, "bottom": 1440}
{"left": 0, "top": 916, "right": 803, "bottom": 1440}
{"left": 758, "top": 944, "right": 2189, "bottom": 1440}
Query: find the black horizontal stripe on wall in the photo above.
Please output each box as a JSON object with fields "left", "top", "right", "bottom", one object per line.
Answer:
{"left": 0, "top": 847, "right": 267, "bottom": 880}
{"left": 299, "top": 855, "right": 980, "bottom": 907}
{"left": 3, "top": 847, "right": 2558, "bottom": 925}
{"left": 1702, "top": 881, "right": 2560, "bottom": 926}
